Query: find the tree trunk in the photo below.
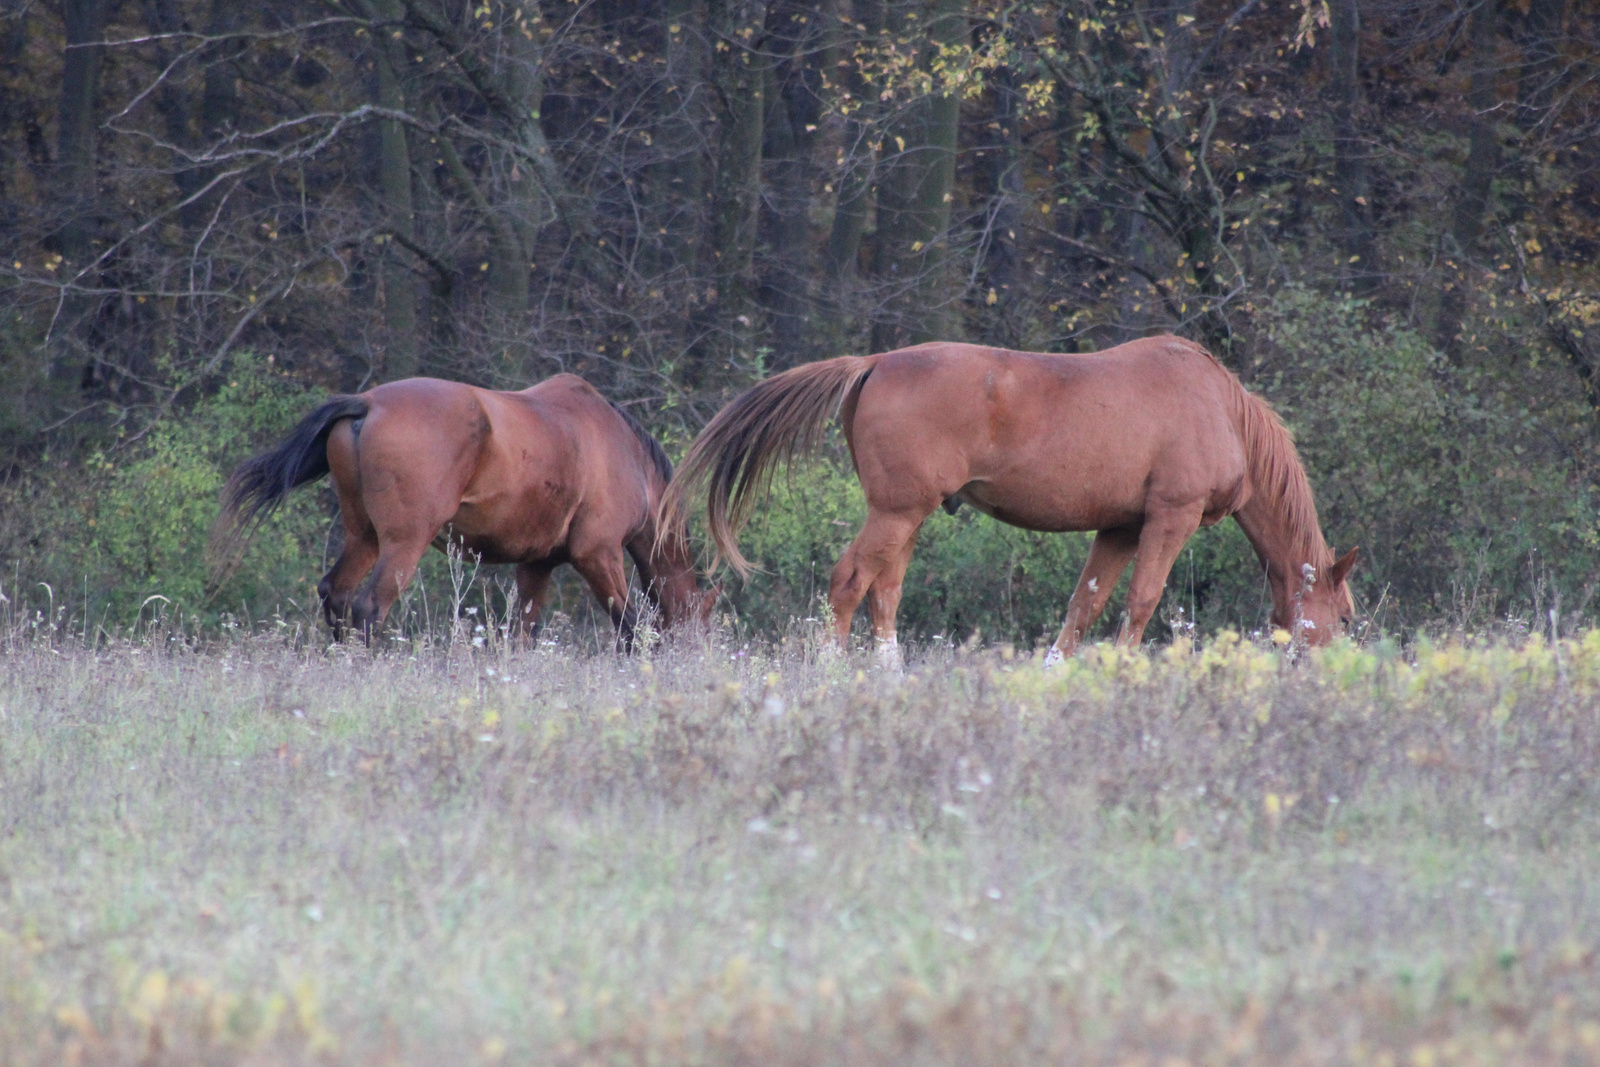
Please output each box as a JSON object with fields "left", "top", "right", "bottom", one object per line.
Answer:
{"left": 200, "top": 0, "right": 239, "bottom": 139}
{"left": 402, "top": 0, "right": 598, "bottom": 365}
{"left": 368, "top": 0, "right": 419, "bottom": 380}
{"left": 50, "top": 0, "right": 109, "bottom": 385}
{"left": 822, "top": 0, "right": 885, "bottom": 287}
{"left": 1515, "top": 0, "right": 1567, "bottom": 133}
{"left": 408, "top": 128, "right": 457, "bottom": 358}
{"left": 0, "top": 1, "right": 27, "bottom": 215}
{"left": 686, "top": 0, "right": 770, "bottom": 387}
{"left": 757, "top": 0, "right": 836, "bottom": 366}
{"left": 1437, "top": 0, "right": 1504, "bottom": 361}
{"left": 641, "top": 0, "right": 709, "bottom": 287}
{"left": 1327, "top": 0, "right": 1376, "bottom": 294}
{"left": 868, "top": 0, "right": 963, "bottom": 353}
{"left": 982, "top": 62, "right": 1026, "bottom": 347}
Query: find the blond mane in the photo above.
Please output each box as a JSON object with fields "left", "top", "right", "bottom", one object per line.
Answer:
{"left": 1230, "top": 379, "right": 1331, "bottom": 567}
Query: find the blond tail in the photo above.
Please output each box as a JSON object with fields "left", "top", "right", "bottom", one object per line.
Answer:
{"left": 658, "top": 355, "right": 877, "bottom": 577}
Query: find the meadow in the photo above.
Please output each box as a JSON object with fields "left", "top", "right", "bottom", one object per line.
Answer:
{"left": 3, "top": 606, "right": 1600, "bottom": 1067}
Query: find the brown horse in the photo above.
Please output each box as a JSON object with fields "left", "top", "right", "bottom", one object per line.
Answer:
{"left": 213, "top": 374, "right": 714, "bottom": 643}
{"left": 662, "top": 336, "right": 1356, "bottom": 664}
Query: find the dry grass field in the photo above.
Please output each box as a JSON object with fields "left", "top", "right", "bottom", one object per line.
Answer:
{"left": 3, "top": 616, "right": 1600, "bottom": 1065}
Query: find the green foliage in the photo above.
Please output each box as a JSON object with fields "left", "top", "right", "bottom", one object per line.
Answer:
{"left": 0, "top": 295, "right": 52, "bottom": 458}
{"left": 9, "top": 355, "right": 331, "bottom": 627}
{"left": 1255, "top": 286, "right": 1598, "bottom": 627}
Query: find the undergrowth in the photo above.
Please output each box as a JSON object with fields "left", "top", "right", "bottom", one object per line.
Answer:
{"left": 2, "top": 613, "right": 1600, "bottom": 1065}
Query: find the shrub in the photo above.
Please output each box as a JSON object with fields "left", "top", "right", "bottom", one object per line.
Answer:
{"left": 3, "top": 355, "right": 331, "bottom": 628}
{"left": 1254, "top": 285, "right": 1598, "bottom": 629}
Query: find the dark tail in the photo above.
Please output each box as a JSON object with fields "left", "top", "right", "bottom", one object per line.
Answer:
{"left": 659, "top": 355, "right": 877, "bottom": 577}
{"left": 208, "top": 395, "right": 369, "bottom": 571}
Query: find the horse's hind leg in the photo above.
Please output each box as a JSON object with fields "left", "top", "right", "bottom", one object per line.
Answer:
{"left": 348, "top": 537, "right": 432, "bottom": 644}
{"left": 571, "top": 545, "right": 636, "bottom": 650}
{"left": 318, "top": 534, "right": 379, "bottom": 639}
{"left": 1047, "top": 526, "right": 1140, "bottom": 663}
{"left": 318, "top": 418, "right": 378, "bottom": 640}
{"left": 828, "top": 509, "right": 926, "bottom": 657}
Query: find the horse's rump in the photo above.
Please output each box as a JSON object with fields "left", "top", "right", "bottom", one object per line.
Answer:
{"left": 209, "top": 394, "right": 370, "bottom": 571}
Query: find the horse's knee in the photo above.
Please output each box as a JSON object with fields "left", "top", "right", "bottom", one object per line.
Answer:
{"left": 1122, "top": 593, "right": 1164, "bottom": 636}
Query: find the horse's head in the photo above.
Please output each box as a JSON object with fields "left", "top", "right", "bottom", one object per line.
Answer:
{"left": 653, "top": 572, "right": 720, "bottom": 631}
{"left": 1291, "top": 547, "right": 1359, "bottom": 645}
{"left": 696, "top": 584, "right": 722, "bottom": 624}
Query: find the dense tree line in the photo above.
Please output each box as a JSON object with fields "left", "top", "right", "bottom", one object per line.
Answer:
{"left": 2, "top": 0, "right": 1599, "bottom": 631}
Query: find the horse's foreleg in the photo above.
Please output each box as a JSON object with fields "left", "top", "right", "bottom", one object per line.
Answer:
{"left": 1116, "top": 506, "right": 1204, "bottom": 649}
{"left": 828, "top": 511, "right": 924, "bottom": 655}
{"left": 1047, "top": 526, "right": 1140, "bottom": 663}
{"left": 512, "top": 561, "right": 556, "bottom": 646}
{"left": 571, "top": 547, "right": 636, "bottom": 651}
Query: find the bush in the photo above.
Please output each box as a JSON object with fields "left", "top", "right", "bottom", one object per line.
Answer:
{"left": 1, "top": 355, "right": 332, "bottom": 628}
{"left": 1254, "top": 285, "right": 1598, "bottom": 629}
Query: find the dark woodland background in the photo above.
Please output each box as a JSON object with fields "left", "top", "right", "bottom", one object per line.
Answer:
{"left": 1, "top": 0, "right": 1598, "bottom": 642}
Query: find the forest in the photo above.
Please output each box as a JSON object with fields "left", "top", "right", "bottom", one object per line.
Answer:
{"left": 1, "top": 0, "right": 1598, "bottom": 639}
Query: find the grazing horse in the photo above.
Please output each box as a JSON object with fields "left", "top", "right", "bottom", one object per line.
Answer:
{"left": 212, "top": 374, "right": 714, "bottom": 643}
{"left": 662, "top": 336, "right": 1356, "bottom": 664}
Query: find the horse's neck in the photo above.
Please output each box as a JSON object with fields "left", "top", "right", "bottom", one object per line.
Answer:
{"left": 1233, "top": 495, "right": 1317, "bottom": 625}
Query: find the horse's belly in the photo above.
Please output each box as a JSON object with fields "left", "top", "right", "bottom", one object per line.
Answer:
{"left": 958, "top": 482, "right": 1141, "bottom": 533}
{"left": 437, "top": 500, "right": 570, "bottom": 565}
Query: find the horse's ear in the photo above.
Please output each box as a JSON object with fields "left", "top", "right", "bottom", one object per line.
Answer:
{"left": 1329, "top": 547, "right": 1359, "bottom": 587}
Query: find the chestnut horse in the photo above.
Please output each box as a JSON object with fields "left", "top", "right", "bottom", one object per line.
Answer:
{"left": 213, "top": 374, "right": 713, "bottom": 643}
{"left": 662, "top": 336, "right": 1356, "bottom": 664}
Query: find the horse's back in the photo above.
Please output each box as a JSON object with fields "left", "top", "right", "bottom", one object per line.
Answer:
{"left": 505, "top": 374, "right": 656, "bottom": 481}
{"left": 859, "top": 336, "right": 1238, "bottom": 454}
{"left": 488, "top": 375, "right": 663, "bottom": 545}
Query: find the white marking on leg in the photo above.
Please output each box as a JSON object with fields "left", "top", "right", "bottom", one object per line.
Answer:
{"left": 876, "top": 634, "right": 901, "bottom": 672}
{"left": 1043, "top": 645, "right": 1063, "bottom": 669}
{"left": 1087, "top": 578, "right": 1099, "bottom": 593}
